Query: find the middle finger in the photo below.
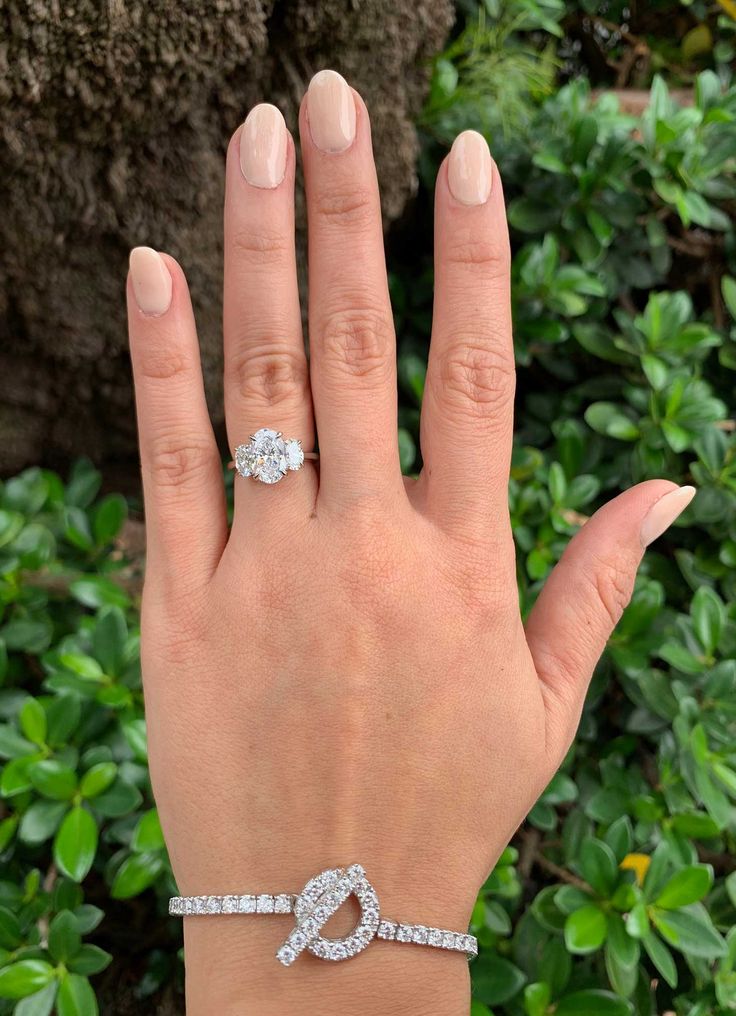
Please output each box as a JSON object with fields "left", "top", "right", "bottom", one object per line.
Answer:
{"left": 299, "top": 70, "right": 404, "bottom": 510}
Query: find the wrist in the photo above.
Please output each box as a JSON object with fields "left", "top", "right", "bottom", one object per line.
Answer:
{"left": 183, "top": 918, "right": 471, "bottom": 1016}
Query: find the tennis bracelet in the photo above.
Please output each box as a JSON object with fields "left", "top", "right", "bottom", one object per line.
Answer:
{"left": 169, "top": 863, "right": 478, "bottom": 967}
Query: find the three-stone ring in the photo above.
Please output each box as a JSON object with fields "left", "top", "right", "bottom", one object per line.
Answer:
{"left": 230, "top": 428, "right": 318, "bottom": 485}
{"left": 168, "top": 863, "right": 478, "bottom": 966}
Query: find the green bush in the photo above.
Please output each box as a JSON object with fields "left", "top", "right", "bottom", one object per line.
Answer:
{"left": 1, "top": 2, "right": 735, "bottom": 1013}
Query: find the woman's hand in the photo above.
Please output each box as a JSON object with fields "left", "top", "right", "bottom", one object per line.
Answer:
{"left": 126, "top": 70, "right": 694, "bottom": 1015}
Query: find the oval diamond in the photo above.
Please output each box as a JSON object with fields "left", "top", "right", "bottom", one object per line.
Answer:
{"left": 236, "top": 429, "right": 288, "bottom": 484}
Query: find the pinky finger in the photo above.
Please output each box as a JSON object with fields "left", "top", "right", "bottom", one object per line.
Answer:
{"left": 127, "top": 247, "right": 227, "bottom": 585}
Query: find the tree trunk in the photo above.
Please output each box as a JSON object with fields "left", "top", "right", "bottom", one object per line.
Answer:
{"left": 0, "top": 0, "right": 453, "bottom": 475}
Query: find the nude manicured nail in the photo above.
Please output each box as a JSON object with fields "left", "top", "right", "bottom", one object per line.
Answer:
{"left": 640, "top": 486, "right": 696, "bottom": 547}
{"left": 240, "top": 103, "right": 287, "bottom": 188}
{"left": 307, "top": 69, "right": 356, "bottom": 153}
{"left": 129, "top": 247, "right": 172, "bottom": 316}
{"left": 448, "top": 130, "right": 493, "bottom": 206}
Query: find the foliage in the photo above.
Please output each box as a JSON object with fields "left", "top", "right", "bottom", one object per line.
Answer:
{"left": 0, "top": 464, "right": 172, "bottom": 1013}
{"left": 0, "top": 1, "right": 735, "bottom": 1013}
{"left": 406, "top": 3, "right": 736, "bottom": 1014}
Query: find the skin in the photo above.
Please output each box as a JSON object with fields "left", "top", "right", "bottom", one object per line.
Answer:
{"left": 127, "top": 74, "right": 684, "bottom": 1014}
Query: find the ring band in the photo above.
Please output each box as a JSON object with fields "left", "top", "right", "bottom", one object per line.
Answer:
{"left": 168, "top": 863, "right": 478, "bottom": 966}
{"left": 231, "top": 428, "right": 318, "bottom": 485}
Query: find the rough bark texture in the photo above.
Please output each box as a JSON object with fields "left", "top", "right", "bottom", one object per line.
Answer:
{"left": 0, "top": 0, "right": 453, "bottom": 475}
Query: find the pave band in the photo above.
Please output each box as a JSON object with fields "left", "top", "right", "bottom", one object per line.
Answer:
{"left": 168, "top": 864, "right": 478, "bottom": 965}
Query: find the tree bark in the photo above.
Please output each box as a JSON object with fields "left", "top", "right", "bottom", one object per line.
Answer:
{"left": 0, "top": 0, "right": 453, "bottom": 475}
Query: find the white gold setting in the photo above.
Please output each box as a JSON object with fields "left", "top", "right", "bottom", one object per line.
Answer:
{"left": 168, "top": 864, "right": 478, "bottom": 965}
{"left": 233, "top": 428, "right": 313, "bottom": 485}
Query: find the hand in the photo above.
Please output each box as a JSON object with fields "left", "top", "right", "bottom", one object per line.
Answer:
{"left": 126, "top": 70, "right": 695, "bottom": 1015}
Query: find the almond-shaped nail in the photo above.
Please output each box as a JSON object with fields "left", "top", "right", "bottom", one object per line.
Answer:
{"left": 448, "top": 130, "right": 493, "bottom": 206}
{"left": 640, "top": 485, "right": 696, "bottom": 547}
{"left": 240, "top": 103, "right": 287, "bottom": 188}
{"left": 307, "top": 69, "right": 356, "bottom": 153}
{"left": 129, "top": 247, "right": 172, "bottom": 316}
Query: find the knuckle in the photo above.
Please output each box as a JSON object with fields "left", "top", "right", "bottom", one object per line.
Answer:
{"left": 138, "top": 346, "right": 194, "bottom": 383}
{"left": 228, "top": 343, "right": 308, "bottom": 407}
{"left": 147, "top": 433, "right": 215, "bottom": 491}
{"left": 318, "top": 306, "right": 393, "bottom": 382}
{"left": 229, "top": 226, "right": 290, "bottom": 267}
{"left": 438, "top": 341, "right": 516, "bottom": 416}
{"left": 313, "top": 185, "right": 374, "bottom": 228}
{"left": 590, "top": 560, "right": 636, "bottom": 629}
{"left": 445, "top": 230, "right": 510, "bottom": 274}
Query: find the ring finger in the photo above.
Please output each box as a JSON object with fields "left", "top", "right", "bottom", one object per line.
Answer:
{"left": 223, "top": 104, "right": 315, "bottom": 519}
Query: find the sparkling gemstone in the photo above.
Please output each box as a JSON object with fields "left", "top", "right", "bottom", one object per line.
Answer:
{"left": 396, "top": 924, "right": 413, "bottom": 942}
{"left": 428, "top": 929, "right": 443, "bottom": 946}
{"left": 442, "top": 932, "right": 456, "bottom": 949}
{"left": 206, "top": 897, "right": 221, "bottom": 913}
{"left": 378, "top": 920, "right": 396, "bottom": 940}
{"left": 277, "top": 944, "right": 296, "bottom": 967}
{"left": 274, "top": 894, "right": 292, "bottom": 914}
{"left": 236, "top": 429, "right": 288, "bottom": 484}
{"left": 238, "top": 895, "right": 256, "bottom": 913}
{"left": 412, "top": 926, "right": 429, "bottom": 944}
{"left": 285, "top": 438, "right": 305, "bottom": 471}
{"left": 256, "top": 894, "right": 275, "bottom": 913}
{"left": 222, "top": 896, "right": 237, "bottom": 913}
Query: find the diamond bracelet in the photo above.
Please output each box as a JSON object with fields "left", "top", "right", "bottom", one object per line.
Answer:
{"left": 168, "top": 864, "right": 478, "bottom": 966}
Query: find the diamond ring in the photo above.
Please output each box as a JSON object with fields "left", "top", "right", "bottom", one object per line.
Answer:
{"left": 230, "top": 428, "right": 318, "bottom": 485}
{"left": 168, "top": 863, "right": 478, "bottom": 966}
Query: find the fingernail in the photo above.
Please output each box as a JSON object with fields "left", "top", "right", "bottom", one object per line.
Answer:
{"left": 640, "top": 486, "right": 696, "bottom": 547}
{"left": 307, "top": 69, "right": 356, "bottom": 153}
{"left": 129, "top": 247, "right": 172, "bottom": 316}
{"left": 447, "top": 130, "right": 493, "bottom": 206}
{"left": 240, "top": 103, "right": 287, "bottom": 188}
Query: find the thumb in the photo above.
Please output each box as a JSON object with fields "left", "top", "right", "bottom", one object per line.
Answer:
{"left": 525, "top": 480, "right": 696, "bottom": 763}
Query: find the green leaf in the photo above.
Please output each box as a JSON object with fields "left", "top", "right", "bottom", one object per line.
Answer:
{"left": 19, "top": 699, "right": 46, "bottom": 747}
{"left": 642, "top": 932, "right": 677, "bottom": 988}
{"left": 0, "top": 960, "right": 54, "bottom": 1000}
{"left": 67, "top": 944, "right": 112, "bottom": 976}
{"left": 18, "top": 800, "right": 68, "bottom": 845}
{"left": 655, "top": 865, "right": 713, "bottom": 909}
{"left": 14, "top": 981, "right": 57, "bottom": 1016}
{"left": 691, "top": 586, "right": 724, "bottom": 654}
{"left": 652, "top": 906, "right": 727, "bottom": 959}
{"left": 625, "top": 901, "right": 649, "bottom": 939}
{"left": 580, "top": 839, "right": 618, "bottom": 897}
{"left": 48, "top": 910, "right": 82, "bottom": 964}
{"left": 92, "top": 494, "right": 127, "bottom": 545}
{"left": 110, "top": 851, "right": 164, "bottom": 899}
{"left": 131, "top": 809, "right": 164, "bottom": 852}
{"left": 555, "top": 989, "right": 633, "bottom": 1015}
{"left": 79, "top": 763, "right": 117, "bottom": 799}
{"left": 122, "top": 719, "right": 147, "bottom": 762}
{"left": 54, "top": 806, "right": 98, "bottom": 882}
{"left": 523, "top": 981, "right": 551, "bottom": 1016}
{"left": 0, "top": 906, "right": 22, "bottom": 949}
{"left": 0, "top": 725, "right": 35, "bottom": 759}
{"left": 56, "top": 974, "right": 98, "bottom": 1016}
{"left": 28, "top": 760, "right": 77, "bottom": 801}
{"left": 0, "top": 618, "right": 53, "bottom": 654}
{"left": 564, "top": 904, "right": 608, "bottom": 954}
{"left": 69, "top": 577, "right": 129, "bottom": 610}
{"left": 93, "top": 778, "right": 142, "bottom": 818}
{"left": 722, "top": 276, "right": 736, "bottom": 320}
{"left": 471, "top": 954, "right": 527, "bottom": 1006}
{"left": 606, "top": 913, "right": 639, "bottom": 968}
{"left": 584, "top": 403, "right": 639, "bottom": 441}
